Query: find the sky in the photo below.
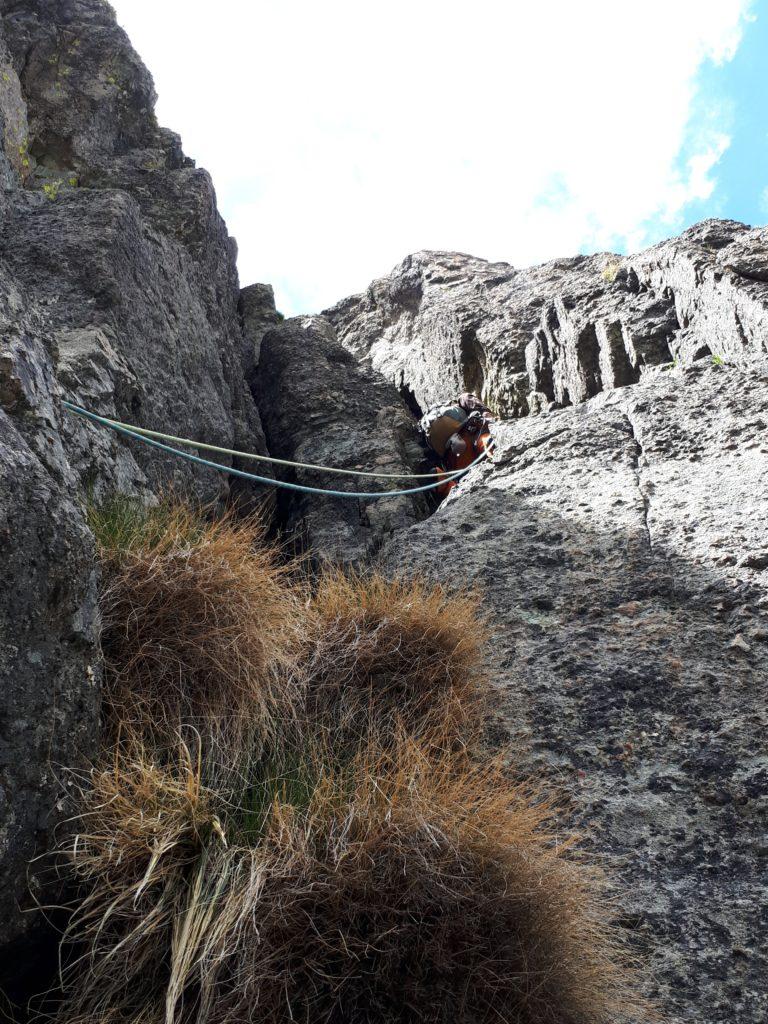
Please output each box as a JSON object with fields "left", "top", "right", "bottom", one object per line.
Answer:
{"left": 110, "top": 0, "right": 767, "bottom": 316}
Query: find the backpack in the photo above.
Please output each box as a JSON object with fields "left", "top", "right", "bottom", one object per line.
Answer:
{"left": 419, "top": 404, "right": 468, "bottom": 457}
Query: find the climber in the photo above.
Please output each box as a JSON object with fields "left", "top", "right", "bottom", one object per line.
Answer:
{"left": 419, "top": 392, "right": 495, "bottom": 497}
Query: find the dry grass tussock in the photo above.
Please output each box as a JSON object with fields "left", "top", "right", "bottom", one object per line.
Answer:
{"left": 54, "top": 497, "right": 650, "bottom": 1024}
{"left": 60, "top": 736, "right": 644, "bottom": 1024}
{"left": 88, "top": 497, "right": 304, "bottom": 753}
{"left": 306, "top": 569, "right": 489, "bottom": 747}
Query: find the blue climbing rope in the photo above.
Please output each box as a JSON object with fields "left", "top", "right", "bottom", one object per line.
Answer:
{"left": 62, "top": 402, "right": 492, "bottom": 501}
{"left": 61, "top": 401, "right": 473, "bottom": 480}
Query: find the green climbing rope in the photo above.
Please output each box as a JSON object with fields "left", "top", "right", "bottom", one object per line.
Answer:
{"left": 62, "top": 402, "right": 493, "bottom": 502}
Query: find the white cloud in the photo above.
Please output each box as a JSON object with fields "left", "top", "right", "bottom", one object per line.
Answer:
{"left": 110, "top": 0, "right": 752, "bottom": 314}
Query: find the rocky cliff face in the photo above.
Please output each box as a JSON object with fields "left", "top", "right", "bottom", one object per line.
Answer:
{"left": 318, "top": 234, "right": 768, "bottom": 1023}
{"left": 0, "top": 0, "right": 267, "bottom": 975}
{"left": 0, "top": 4, "right": 766, "bottom": 1023}
{"left": 380, "top": 360, "right": 768, "bottom": 1022}
{"left": 326, "top": 220, "right": 768, "bottom": 419}
{"left": 251, "top": 315, "right": 427, "bottom": 563}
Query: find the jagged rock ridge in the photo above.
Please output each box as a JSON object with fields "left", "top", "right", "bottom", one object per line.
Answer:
{"left": 326, "top": 220, "right": 768, "bottom": 419}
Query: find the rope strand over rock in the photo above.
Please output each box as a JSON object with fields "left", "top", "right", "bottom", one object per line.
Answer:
{"left": 62, "top": 402, "right": 493, "bottom": 501}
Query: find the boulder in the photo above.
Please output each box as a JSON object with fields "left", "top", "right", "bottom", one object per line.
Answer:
{"left": 252, "top": 316, "right": 427, "bottom": 563}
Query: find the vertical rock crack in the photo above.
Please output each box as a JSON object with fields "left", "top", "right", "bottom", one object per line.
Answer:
{"left": 622, "top": 408, "right": 653, "bottom": 551}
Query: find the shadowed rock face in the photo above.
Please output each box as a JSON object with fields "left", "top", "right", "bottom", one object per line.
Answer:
{"left": 252, "top": 316, "right": 427, "bottom": 564}
{"left": 377, "top": 356, "right": 768, "bottom": 1022}
{"left": 0, "top": 0, "right": 267, "bottom": 502}
{"left": 325, "top": 220, "right": 768, "bottom": 420}
{"left": 0, "top": 0, "right": 267, "bottom": 969}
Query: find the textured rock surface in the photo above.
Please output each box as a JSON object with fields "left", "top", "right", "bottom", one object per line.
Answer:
{"left": 0, "top": 409, "right": 99, "bottom": 990}
{"left": 326, "top": 220, "right": 768, "bottom": 420}
{"left": 0, "top": 0, "right": 267, "bottom": 505}
{"left": 378, "top": 357, "right": 768, "bottom": 1023}
{"left": 253, "top": 315, "right": 427, "bottom": 563}
{"left": 0, "top": 0, "right": 268, "bottom": 962}
{"left": 239, "top": 282, "right": 281, "bottom": 375}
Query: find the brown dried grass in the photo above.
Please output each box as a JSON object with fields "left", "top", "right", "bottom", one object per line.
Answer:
{"left": 89, "top": 498, "right": 304, "bottom": 754}
{"left": 53, "top": 497, "right": 650, "bottom": 1024}
{"left": 58, "top": 737, "right": 645, "bottom": 1024}
{"left": 305, "top": 570, "right": 489, "bottom": 748}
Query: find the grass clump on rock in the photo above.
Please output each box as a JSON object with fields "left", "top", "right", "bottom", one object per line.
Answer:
{"left": 61, "top": 740, "right": 639, "bottom": 1024}
{"left": 55, "top": 496, "right": 648, "bottom": 1024}
{"left": 87, "top": 496, "right": 304, "bottom": 753}
{"left": 306, "top": 569, "right": 489, "bottom": 748}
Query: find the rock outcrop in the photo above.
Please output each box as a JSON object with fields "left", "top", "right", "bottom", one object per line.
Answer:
{"left": 326, "top": 220, "right": 768, "bottom": 420}
{"left": 375, "top": 356, "right": 768, "bottom": 1022}
{"left": 0, "top": 0, "right": 268, "bottom": 969}
{"left": 258, "top": 225, "right": 768, "bottom": 1019}
{"left": 252, "top": 315, "right": 427, "bottom": 563}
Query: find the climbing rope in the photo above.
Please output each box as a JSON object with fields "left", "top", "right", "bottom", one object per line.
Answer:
{"left": 62, "top": 401, "right": 477, "bottom": 480}
{"left": 62, "top": 402, "right": 493, "bottom": 502}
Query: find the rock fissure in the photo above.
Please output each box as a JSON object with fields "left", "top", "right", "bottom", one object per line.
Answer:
{"left": 249, "top": 315, "right": 430, "bottom": 564}
{"left": 621, "top": 407, "right": 654, "bottom": 553}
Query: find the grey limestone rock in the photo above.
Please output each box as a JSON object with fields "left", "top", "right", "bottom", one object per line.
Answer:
{"left": 377, "top": 356, "right": 768, "bottom": 1022}
{"left": 252, "top": 316, "right": 427, "bottom": 564}
{"left": 239, "top": 282, "right": 282, "bottom": 373}
{"left": 0, "top": 407, "right": 99, "bottom": 990}
{"left": 0, "top": 0, "right": 268, "bottom": 505}
{"left": 325, "top": 220, "right": 768, "bottom": 422}
{"left": 0, "top": 0, "right": 268, "bottom": 967}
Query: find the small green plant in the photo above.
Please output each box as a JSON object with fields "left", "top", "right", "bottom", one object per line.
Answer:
{"left": 17, "top": 137, "right": 30, "bottom": 171}
{"left": 662, "top": 354, "right": 684, "bottom": 372}
{"left": 86, "top": 493, "right": 180, "bottom": 555}
{"left": 712, "top": 354, "right": 725, "bottom": 367}
{"left": 601, "top": 260, "right": 621, "bottom": 284}
{"left": 105, "top": 63, "right": 122, "bottom": 88}
{"left": 231, "top": 747, "right": 348, "bottom": 844}
{"left": 42, "top": 179, "right": 63, "bottom": 201}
